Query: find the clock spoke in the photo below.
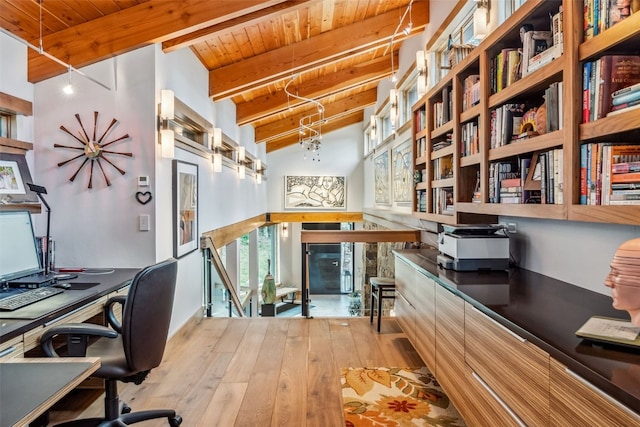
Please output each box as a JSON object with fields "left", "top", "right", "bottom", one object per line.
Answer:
{"left": 69, "top": 158, "right": 89, "bottom": 182}
{"left": 101, "top": 156, "right": 126, "bottom": 175}
{"left": 54, "top": 144, "right": 85, "bottom": 151}
{"left": 58, "top": 153, "right": 85, "bottom": 167}
{"left": 97, "top": 118, "right": 118, "bottom": 144}
{"left": 88, "top": 160, "right": 94, "bottom": 189}
{"left": 75, "top": 113, "right": 91, "bottom": 143}
{"left": 96, "top": 158, "right": 111, "bottom": 187}
{"left": 101, "top": 134, "right": 130, "bottom": 148}
{"left": 93, "top": 111, "right": 98, "bottom": 141}
{"left": 60, "top": 125, "right": 88, "bottom": 146}
{"left": 102, "top": 150, "right": 133, "bottom": 157}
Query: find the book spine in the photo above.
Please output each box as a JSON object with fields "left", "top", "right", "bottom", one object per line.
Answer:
{"left": 580, "top": 144, "right": 588, "bottom": 204}
{"left": 583, "top": 62, "right": 592, "bottom": 123}
{"left": 612, "top": 81, "right": 640, "bottom": 98}
{"left": 612, "top": 88, "right": 640, "bottom": 106}
{"left": 611, "top": 172, "right": 640, "bottom": 183}
{"left": 612, "top": 161, "right": 640, "bottom": 173}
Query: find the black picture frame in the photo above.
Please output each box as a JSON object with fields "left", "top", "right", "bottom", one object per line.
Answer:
{"left": 0, "top": 153, "right": 38, "bottom": 203}
{"left": 172, "top": 160, "right": 198, "bottom": 258}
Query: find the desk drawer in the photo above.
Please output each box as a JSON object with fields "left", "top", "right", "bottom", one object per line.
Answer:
{"left": 24, "top": 296, "right": 108, "bottom": 351}
{"left": 0, "top": 335, "right": 24, "bottom": 359}
{"left": 465, "top": 303, "right": 550, "bottom": 426}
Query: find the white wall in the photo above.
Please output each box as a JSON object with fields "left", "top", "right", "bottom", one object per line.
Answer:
{"left": 27, "top": 42, "right": 267, "bottom": 335}
{"left": 266, "top": 122, "right": 364, "bottom": 287}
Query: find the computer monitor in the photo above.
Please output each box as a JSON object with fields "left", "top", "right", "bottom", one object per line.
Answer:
{"left": 0, "top": 210, "right": 42, "bottom": 284}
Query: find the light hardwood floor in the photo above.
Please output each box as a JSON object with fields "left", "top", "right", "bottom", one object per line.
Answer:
{"left": 49, "top": 317, "right": 424, "bottom": 426}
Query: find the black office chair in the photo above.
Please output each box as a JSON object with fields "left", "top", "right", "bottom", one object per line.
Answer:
{"left": 40, "top": 258, "right": 182, "bottom": 427}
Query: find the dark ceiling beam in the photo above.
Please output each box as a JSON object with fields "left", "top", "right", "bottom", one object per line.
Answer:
{"left": 209, "top": 0, "right": 428, "bottom": 100}
{"left": 236, "top": 53, "right": 395, "bottom": 125}
{"left": 26, "top": 0, "right": 289, "bottom": 82}
{"left": 255, "top": 89, "right": 377, "bottom": 143}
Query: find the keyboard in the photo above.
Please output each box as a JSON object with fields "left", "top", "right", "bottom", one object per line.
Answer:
{"left": 0, "top": 287, "right": 64, "bottom": 311}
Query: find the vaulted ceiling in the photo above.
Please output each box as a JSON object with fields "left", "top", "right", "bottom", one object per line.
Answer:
{"left": 0, "top": 0, "right": 429, "bottom": 152}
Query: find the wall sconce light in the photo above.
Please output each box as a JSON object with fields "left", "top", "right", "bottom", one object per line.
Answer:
{"left": 282, "top": 222, "right": 289, "bottom": 238}
{"left": 416, "top": 50, "right": 427, "bottom": 97}
{"left": 370, "top": 115, "right": 377, "bottom": 142}
{"left": 212, "top": 128, "right": 222, "bottom": 173}
{"left": 255, "top": 159, "right": 262, "bottom": 184}
{"left": 237, "top": 146, "right": 246, "bottom": 179}
{"left": 389, "top": 89, "right": 398, "bottom": 125}
{"left": 159, "top": 89, "right": 175, "bottom": 158}
{"left": 473, "top": 0, "right": 489, "bottom": 42}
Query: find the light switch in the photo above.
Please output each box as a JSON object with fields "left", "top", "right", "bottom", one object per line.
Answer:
{"left": 139, "top": 214, "right": 150, "bottom": 231}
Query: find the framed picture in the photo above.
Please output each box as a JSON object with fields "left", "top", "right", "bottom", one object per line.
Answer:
{"left": 284, "top": 175, "right": 346, "bottom": 209}
{"left": 393, "top": 141, "right": 412, "bottom": 204}
{"left": 0, "top": 153, "right": 38, "bottom": 203}
{"left": 374, "top": 150, "right": 390, "bottom": 205}
{"left": 173, "top": 160, "right": 198, "bottom": 258}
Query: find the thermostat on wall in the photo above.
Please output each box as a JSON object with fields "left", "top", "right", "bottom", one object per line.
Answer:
{"left": 138, "top": 176, "right": 150, "bottom": 187}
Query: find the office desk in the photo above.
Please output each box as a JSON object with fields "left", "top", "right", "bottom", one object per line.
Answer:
{"left": 0, "top": 268, "right": 139, "bottom": 354}
{"left": 0, "top": 357, "right": 100, "bottom": 427}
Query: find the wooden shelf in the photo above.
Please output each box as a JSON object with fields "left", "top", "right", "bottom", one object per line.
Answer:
{"left": 0, "top": 204, "right": 41, "bottom": 214}
{"left": 409, "top": 0, "right": 639, "bottom": 227}
{"left": 579, "top": 111, "right": 640, "bottom": 142}
{"left": 579, "top": 11, "right": 640, "bottom": 61}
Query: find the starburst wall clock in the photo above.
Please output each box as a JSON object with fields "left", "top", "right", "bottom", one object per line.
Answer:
{"left": 55, "top": 112, "right": 132, "bottom": 188}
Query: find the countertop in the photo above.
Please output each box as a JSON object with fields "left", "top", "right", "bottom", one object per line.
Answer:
{"left": 394, "top": 248, "right": 640, "bottom": 413}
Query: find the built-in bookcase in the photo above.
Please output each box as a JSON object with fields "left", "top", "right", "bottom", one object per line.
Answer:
{"left": 411, "top": 0, "right": 640, "bottom": 226}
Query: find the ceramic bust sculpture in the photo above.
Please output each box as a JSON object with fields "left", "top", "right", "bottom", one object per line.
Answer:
{"left": 604, "top": 238, "right": 640, "bottom": 326}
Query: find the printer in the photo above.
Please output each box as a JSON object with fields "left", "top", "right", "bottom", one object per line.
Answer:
{"left": 437, "top": 224, "right": 510, "bottom": 271}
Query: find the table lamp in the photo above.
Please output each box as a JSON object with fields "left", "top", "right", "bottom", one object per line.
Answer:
{"left": 26, "top": 183, "right": 52, "bottom": 276}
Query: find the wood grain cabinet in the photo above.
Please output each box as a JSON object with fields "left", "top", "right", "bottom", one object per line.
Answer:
{"left": 550, "top": 358, "right": 640, "bottom": 426}
{"left": 413, "top": 270, "right": 435, "bottom": 369}
{"left": 394, "top": 257, "right": 416, "bottom": 344}
{"left": 465, "top": 303, "right": 550, "bottom": 426}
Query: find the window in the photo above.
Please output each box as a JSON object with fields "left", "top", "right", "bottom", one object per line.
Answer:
{"left": 258, "top": 225, "right": 277, "bottom": 284}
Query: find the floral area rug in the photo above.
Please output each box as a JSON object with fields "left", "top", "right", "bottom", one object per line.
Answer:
{"left": 341, "top": 367, "right": 466, "bottom": 427}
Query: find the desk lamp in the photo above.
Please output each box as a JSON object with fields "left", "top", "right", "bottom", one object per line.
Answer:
{"left": 26, "top": 183, "right": 52, "bottom": 276}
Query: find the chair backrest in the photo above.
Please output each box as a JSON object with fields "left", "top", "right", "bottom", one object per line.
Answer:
{"left": 121, "top": 258, "right": 177, "bottom": 373}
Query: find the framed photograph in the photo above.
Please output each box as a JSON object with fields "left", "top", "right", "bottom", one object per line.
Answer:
{"left": 393, "top": 140, "right": 412, "bottom": 205}
{"left": 374, "top": 150, "right": 390, "bottom": 205}
{"left": 0, "top": 159, "right": 26, "bottom": 194}
{"left": 284, "top": 175, "right": 346, "bottom": 209}
{"left": 0, "top": 153, "right": 38, "bottom": 203}
{"left": 173, "top": 160, "right": 198, "bottom": 258}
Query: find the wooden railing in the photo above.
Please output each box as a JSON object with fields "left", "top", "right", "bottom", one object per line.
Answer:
{"left": 200, "top": 235, "right": 245, "bottom": 317}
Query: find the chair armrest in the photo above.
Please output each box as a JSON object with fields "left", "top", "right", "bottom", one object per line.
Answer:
{"left": 41, "top": 323, "right": 118, "bottom": 358}
{"left": 105, "top": 294, "right": 127, "bottom": 333}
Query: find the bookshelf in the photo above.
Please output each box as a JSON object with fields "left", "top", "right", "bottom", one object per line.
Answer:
{"left": 411, "top": 0, "right": 640, "bottom": 226}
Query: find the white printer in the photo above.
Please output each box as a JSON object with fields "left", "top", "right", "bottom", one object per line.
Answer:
{"left": 437, "top": 224, "right": 510, "bottom": 271}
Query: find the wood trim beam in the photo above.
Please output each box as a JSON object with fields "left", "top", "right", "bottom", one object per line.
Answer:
{"left": 265, "top": 110, "right": 363, "bottom": 152}
{"left": 26, "top": 0, "right": 290, "bottom": 83}
{"left": 0, "top": 92, "right": 33, "bottom": 116}
{"left": 209, "top": 1, "right": 428, "bottom": 99}
{"left": 269, "top": 212, "right": 363, "bottom": 223}
{"left": 200, "top": 213, "right": 267, "bottom": 248}
{"left": 300, "top": 230, "right": 421, "bottom": 244}
{"left": 255, "top": 89, "right": 377, "bottom": 143}
{"left": 236, "top": 54, "right": 394, "bottom": 125}
{"left": 162, "top": 1, "right": 314, "bottom": 53}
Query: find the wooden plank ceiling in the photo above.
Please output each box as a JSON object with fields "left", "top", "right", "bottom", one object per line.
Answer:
{"left": 0, "top": 0, "right": 429, "bottom": 151}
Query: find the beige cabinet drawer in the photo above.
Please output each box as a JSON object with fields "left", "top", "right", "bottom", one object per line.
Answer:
{"left": 0, "top": 335, "right": 24, "bottom": 360}
{"left": 465, "top": 303, "right": 549, "bottom": 426}
{"left": 414, "top": 271, "right": 435, "bottom": 369}
{"left": 24, "top": 296, "right": 108, "bottom": 351}
{"left": 394, "top": 290, "right": 415, "bottom": 344}
{"left": 550, "top": 358, "right": 640, "bottom": 426}
{"left": 394, "top": 257, "right": 417, "bottom": 302}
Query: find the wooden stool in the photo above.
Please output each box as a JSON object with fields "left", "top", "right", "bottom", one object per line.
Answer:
{"left": 369, "top": 277, "right": 396, "bottom": 332}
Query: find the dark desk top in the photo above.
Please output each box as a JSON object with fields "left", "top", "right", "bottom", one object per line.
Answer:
{"left": 394, "top": 249, "right": 640, "bottom": 413}
{"left": 0, "top": 358, "right": 100, "bottom": 427}
{"left": 0, "top": 268, "right": 140, "bottom": 343}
